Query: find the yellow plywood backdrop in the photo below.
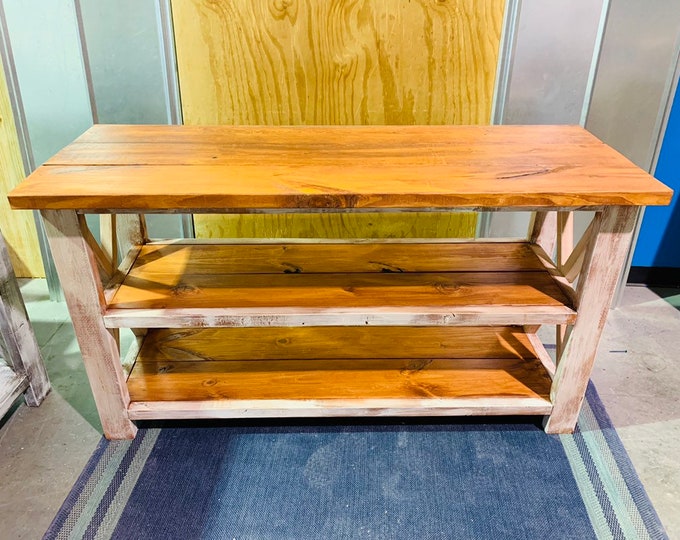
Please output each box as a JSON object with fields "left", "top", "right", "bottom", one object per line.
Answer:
{"left": 171, "top": 0, "right": 505, "bottom": 238}
{"left": 0, "top": 57, "right": 43, "bottom": 277}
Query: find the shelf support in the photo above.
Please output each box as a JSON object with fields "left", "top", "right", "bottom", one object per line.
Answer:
{"left": 529, "top": 211, "right": 557, "bottom": 257}
{"left": 545, "top": 206, "right": 637, "bottom": 433}
{"left": 41, "top": 209, "right": 136, "bottom": 439}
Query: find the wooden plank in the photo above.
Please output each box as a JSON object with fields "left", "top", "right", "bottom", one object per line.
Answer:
{"left": 144, "top": 237, "right": 529, "bottom": 245}
{"left": 108, "top": 271, "right": 573, "bottom": 311}
{"left": 103, "top": 244, "right": 143, "bottom": 304}
{"left": 140, "top": 326, "right": 538, "bottom": 362}
{"left": 130, "top": 242, "right": 547, "bottom": 275}
{"left": 128, "top": 357, "right": 551, "bottom": 402}
{"left": 561, "top": 218, "right": 596, "bottom": 283}
{"left": 545, "top": 206, "right": 638, "bottom": 434}
{"left": 0, "top": 364, "right": 29, "bottom": 419}
{"left": 128, "top": 400, "right": 553, "bottom": 421}
{"left": 99, "top": 214, "right": 118, "bottom": 275}
{"left": 104, "top": 305, "right": 577, "bottom": 329}
{"left": 41, "top": 209, "right": 136, "bottom": 439}
{"left": 78, "top": 214, "right": 113, "bottom": 284}
{"left": 64, "top": 124, "right": 592, "bottom": 146}
{"left": 0, "top": 55, "right": 43, "bottom": 277}
{"left": 0, "top": 231, "right": 50, "bottom": 406}
{"left": 530, "top": 211, "right": 557, "bottom": 257}
{"left": 9, "top": 126, "right": 673, "bottom": 210}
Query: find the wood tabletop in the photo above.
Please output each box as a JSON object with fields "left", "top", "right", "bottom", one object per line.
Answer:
{"left": 8, "top": 125, "right": 673, "bottom": 210}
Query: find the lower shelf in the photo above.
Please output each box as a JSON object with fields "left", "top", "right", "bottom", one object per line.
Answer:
{"left": 126, "top": 327, "right": 554, "bottom": 420}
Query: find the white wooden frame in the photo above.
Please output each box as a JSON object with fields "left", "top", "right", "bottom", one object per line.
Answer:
{"left": 0, "top": 231, "right": 50, "bottom": 418}
{"left": 39, "top": 205, "right": 638, "bottom": 438}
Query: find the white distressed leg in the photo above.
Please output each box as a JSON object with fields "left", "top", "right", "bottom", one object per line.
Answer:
{"left": 0, "top": 232, "right": 50, "bottom": 407}
{"left": 545, "top": 206, "right": 638, "bottom": 433}
{"left": 555, "top": 211, "right": 573, "bottom": 359}
{"left": 41, "top": 210, "right": 136, "bottom": 439}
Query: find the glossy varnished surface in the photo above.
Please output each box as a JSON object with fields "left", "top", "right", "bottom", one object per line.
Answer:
{"left": 127, "top": 326, "right": 553, "bottom": 409}
{"left": 8, "top": 125, "right": 673, "bottom": 210}
{"left": 106, "top": 242, "right": 575, "bottom": 325}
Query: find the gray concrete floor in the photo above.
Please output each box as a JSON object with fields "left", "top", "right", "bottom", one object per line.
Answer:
{"left": 0, "top": 279, "right": 679, "bottom": 539}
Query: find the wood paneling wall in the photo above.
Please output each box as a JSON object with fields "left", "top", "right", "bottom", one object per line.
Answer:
{"left": 171, "top": 0, "right": 505, "bottom": 238}
{"left": 0, "top": 57, "right": 43, "bottom": 277}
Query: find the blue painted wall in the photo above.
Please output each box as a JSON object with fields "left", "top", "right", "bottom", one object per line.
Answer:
{"left": 632, "top": 82, "right": 680, "bottom": 268}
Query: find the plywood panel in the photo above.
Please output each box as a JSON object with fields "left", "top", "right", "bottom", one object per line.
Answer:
{"left": 171, "top": 0, "right": 505, "bottom": 238}
{"left": 172, "top": 0, "right": 503, "bottom": 125}
{"left": 0, "top": 57, "right": 43, "bottom": 277}
{"left": 193, "top": 212, "right": 476, "bottom": 239}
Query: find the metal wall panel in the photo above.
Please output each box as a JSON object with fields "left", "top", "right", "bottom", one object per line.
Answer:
{"left": 586, "top": 0, "right": 680, "bottom": 171}
{"left": 2, "top": 0, "right": 92, "bottom": 166}
{"left": 586, "top": 0, "right": 680, "bottom": 296}
{"left": 490, "top": 0, "right": 603, "bottom": 239}
{"left": 504, "top": 0, "right": 604, "bottom": 125}
{"left": 77, "top": 0, "right": 170, "bottom": 124}
{"left": 76, "top": 0, "right": 183, "bottom": 239}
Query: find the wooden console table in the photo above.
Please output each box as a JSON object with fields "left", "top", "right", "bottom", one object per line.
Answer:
{"left": 7, "top": 125, "right": 672, "bottom": 440}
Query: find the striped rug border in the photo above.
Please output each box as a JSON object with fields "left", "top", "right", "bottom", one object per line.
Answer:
{"left": 43, "top": 386, "right": 667, "bottom": 540}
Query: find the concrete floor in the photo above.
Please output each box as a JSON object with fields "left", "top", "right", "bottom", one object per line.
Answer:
{"left": 0, "top": 279, "right": 679, "bottom": 539}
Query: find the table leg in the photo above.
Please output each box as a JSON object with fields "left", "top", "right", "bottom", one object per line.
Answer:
{"left": 545, "top": 206, "right": 638, "bottom": 433}
{"left": 41, "top": 210, "right": 136, "bottom": 439}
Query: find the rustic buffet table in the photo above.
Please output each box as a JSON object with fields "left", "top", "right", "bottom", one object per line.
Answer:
{"left": 8, "top": 125, "right": 672, "bottom": 440}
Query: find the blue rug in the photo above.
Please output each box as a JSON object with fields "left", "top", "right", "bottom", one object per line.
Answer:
{"left": 44, "top": 385, "right": 666, "bottom": 539}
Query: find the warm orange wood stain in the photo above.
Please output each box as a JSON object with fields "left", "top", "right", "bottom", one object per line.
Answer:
{"left": 9, "top": 125, "right": 672, "bottom": 210}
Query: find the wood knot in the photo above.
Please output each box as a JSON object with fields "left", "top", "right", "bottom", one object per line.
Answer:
{"left": 270, "top": 0, "right": 297, "bottom": 21}
{"left": 202, "top": 379, "right": 217, "bottom": 387}
{"left": 433, "top": 281, "right": 458, "bottom": 294}
{"left": 282, "top": 263, "right": 302, "bottom": 273}
{"left": 170, "top": 283, "right": 200, "bottom": 296}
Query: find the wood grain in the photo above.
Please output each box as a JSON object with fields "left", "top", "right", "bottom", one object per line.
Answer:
{"left": 193, "top": 212, "right": 476, "bottom": 240}
{"left": 127, "top": 326, "right": 552, "bottom": 409}
{"left": 171, "top": 0, "right": 501, "bottom": 238}
{"left": 130, "top": 242, "right": 547, "bottom": 275}
{"left": 127, "top": 357, "right": 553, "bottom": 403}
{"left": 128, "top": 400, "right": 553, "bottom": 420}
{"left": 108, "top": 271, "right": 572, "bottom": 311}
{"left": 105, "top": 240, "right": 576, "bottom": 327}
{"left": 0, "top": 56, "right": 43, "bottom": 277}
{"left": 171, "top": 0, "right": 504, "bottom": 126}
{"left": 140, "top": 326, "right": 537, "bottom": 362}
{"left": 9, "top": 125, "right": 673, "bottom": 211}
{"left": 104, "top": 306, "right": 577, "bottom": 329}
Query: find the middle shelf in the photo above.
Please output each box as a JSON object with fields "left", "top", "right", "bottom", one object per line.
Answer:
{"left": 103, "top": 241, "right": 576, "bottom": 328}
